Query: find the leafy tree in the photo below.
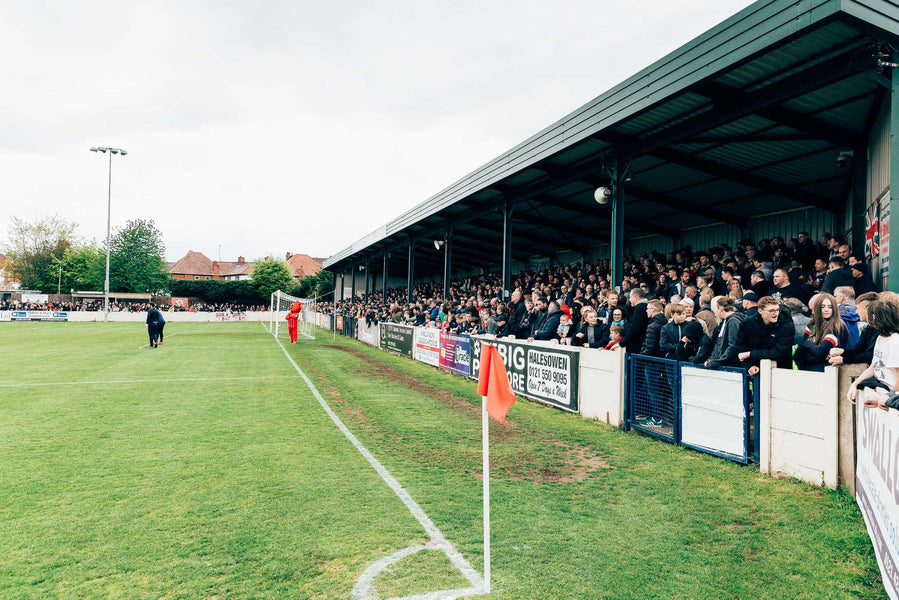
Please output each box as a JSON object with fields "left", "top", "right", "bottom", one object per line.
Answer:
{"left": 54, "top": 244, "right": 105, "bottom": 293}
{"left": 4, "top": 215, "right": 79, "bottom": 292}
{"left": 251, "top": 258, "right": 294, "bottom": 300}
{"left": 108, "top": 219, "right": 170, "bottom": 294}
{"left": 293, "top": 269, "right": 333, "bottom": 299}
{"left": 169, "top": 279, "right": 264, "bottom": 306}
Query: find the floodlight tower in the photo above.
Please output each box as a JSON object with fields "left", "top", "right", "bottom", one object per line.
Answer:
{"left": 90, "top": 146, "right": 127, "bottom": 318}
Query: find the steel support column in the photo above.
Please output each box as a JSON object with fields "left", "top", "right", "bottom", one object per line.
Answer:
{"left": 364, "top": 260, "right": 370, "bottom": 301}
{"left": 407, "top": 241, "right": 415, "bottom": 304}
{"left": 610, "top": 158, "right": 626, "bottom": 291}
{"left": 443, "top": 227, "right": 453, "bottom": 301}
{"left": 351, "top": 266, "right": 356, "bottom": 301}
{"left": 502, "top": 200, "right": 513, "bottom": 299}
{"left": 383, "top": 253, "right": 389, "bottom": 300}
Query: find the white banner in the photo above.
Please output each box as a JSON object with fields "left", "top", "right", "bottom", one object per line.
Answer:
{"left": 413, "top": 327, "right": 441, "bottom": 367}
{"left": 357, "top": 320, "right": 380, "bottom": 347}
{"left": 0, "top": 311, "right": 10, "bottom": 322}
{"left": 856, "top": 400, "right": 899, "bottom": 600}
{"left": 10, "top": 311, "right": 68, "bottom": 321}
{"left": 214, "top": 312, "right": 247, "bottom": 321}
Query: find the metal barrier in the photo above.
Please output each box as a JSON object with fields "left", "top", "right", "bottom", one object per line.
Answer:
{"left": 626, "top": 354, "right": 679, "bottom": 443}
{"left": 626, "top": 354, "right": 755, "bottom": 463}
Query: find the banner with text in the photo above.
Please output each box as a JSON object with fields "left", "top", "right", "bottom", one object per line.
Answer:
{"left": 439, "top": 332, "right": 471, "bottom": 377}
{"left": 856, "top": 401, "right": 899, "bottom": 600}
{"left": 215, "top": 312, "right": 247, "bottom": 321}
{"left": 470, "top": 337, "right": 579, "bottom": 412}
{"left": 357, "top": 319, "right": 380, "bottom": 347}
{"left": 10, "top": 311, "right": 68, "bottom": 322}
{"left": 413, "top": 327, "right": 441, "bottom": 367}
{"left": 380, "top": 323, "right": 414, "bottom": 358}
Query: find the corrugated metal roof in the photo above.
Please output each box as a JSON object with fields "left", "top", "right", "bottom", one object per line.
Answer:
{"left": 325, "top": 0, "right": 899, "bottom": 273}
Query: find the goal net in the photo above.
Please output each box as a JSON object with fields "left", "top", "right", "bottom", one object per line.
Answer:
{"left": 267, "top": 290, "right": 316, "bottom": 340}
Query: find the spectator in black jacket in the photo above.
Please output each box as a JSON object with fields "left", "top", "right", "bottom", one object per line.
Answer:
{"left": 851, "top": 263, "right": 878, "bottom": 295}
{"left": 640, "top": 300, "right": 668, "bottom": 357}
{"left": 660, "top": 304, "right": 704, "bottom": 361}
{"left": 506, "top": 289, "right": 527, "bottom": 337}
{"left": 619, "top": 288, "right": 649, "bottom": 353}
{"left": 571, "top": 308, "right": 606, "bottom": 348}
{"left": 736, "top": 296, "right": 795, "bottom": 374}
{"left": 823, "top": 257, "right": 855, "bottom": 294}
{"left": 695, "top": 297, "right": 746, "bottom": 368}
{"left": 532, "top": 301, "right": 565, "bottom": 341}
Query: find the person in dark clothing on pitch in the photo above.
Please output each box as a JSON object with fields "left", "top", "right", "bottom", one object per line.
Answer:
{"left": 146, "top": 304, "right": 164, "bottom": 348}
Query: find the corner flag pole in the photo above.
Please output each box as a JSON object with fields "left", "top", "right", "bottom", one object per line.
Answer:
{"left": 482, "top": 392, "right": 491, "bottom": 594}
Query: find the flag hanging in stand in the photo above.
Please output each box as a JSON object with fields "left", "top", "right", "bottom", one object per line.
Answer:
{"left": 477, "top": 343, "right": 517, "bottom": 423}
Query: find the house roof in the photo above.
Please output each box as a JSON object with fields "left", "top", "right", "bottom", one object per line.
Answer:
{"left": 169, "top": 251, "right": 257, "bottom": 278}
{"left": 169, "top": 250, "right": 215, "bottom": 276}
{"left": 286, "top": 253, "right": 323, "bottom": 278}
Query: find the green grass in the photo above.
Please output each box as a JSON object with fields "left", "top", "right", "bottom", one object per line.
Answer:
{"left": 0, "top": 321, "right": 884, "bottom": 598}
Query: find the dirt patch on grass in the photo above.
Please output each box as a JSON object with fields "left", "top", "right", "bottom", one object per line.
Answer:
{"left": 316, "top": 344, "right": 611, "bottom": 483}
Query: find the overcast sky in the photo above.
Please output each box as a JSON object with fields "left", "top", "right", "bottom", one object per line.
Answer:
{"left": 0, "top": 0, "right": 756, "bottom": 263}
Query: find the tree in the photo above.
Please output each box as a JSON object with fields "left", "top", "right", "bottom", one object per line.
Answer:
{"left": 251, "top": 258, "right": 294, "bottom": 300}
{"left": 4, "top": 215, "right": 79, "bottom": 292}
{"left": 54, "top": 244, "right": 105, "bottom": 293}
{"left": 108, "top": 219, "right": 170, "bottom": 294}
{"left": 293, "top": 269, "right": 333, "bottom": 299}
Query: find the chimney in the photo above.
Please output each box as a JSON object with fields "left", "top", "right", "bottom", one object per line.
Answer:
{"left": 285, "top": 252, "right": 292, "bottom": 260}
{"left": 237, "top": 256, "right": 245, "bottom": 265}
{"left": 212, "top": 261, "right": 220, "bottom": 275}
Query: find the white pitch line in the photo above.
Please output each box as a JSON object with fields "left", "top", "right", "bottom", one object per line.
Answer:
{"left": 137, "top": 331, "right": 181, "bottom": 350}
{"left": 0, "top": 375, "right": 302, "bottom": 388}
{"left": 273, "top": 337, "right": 485, "bottom": 599}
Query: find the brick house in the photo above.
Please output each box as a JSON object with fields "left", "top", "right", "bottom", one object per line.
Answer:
{"left": 285, "top": 253, "right": 323, "bottom": 282}
{"left": 168, "top": 250, "right": 254, "bottom": 281}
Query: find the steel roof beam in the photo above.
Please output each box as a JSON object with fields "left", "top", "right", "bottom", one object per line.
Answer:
{"left": 618, "top": 45, "right": 874, "bottom": 159}
{"left": 651, "top": 147, "right": 838, "bottom": 211}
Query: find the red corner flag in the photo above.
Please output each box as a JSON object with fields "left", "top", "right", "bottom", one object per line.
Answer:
{"left": 477, "top": 344, "right": 516, "bottom": 423}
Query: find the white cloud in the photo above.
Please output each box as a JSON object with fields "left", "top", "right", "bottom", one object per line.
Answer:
{"left": 0, "top": 0, "right": 756, "bottom": 262}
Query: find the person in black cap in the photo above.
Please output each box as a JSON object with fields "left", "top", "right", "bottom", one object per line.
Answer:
{"left": 851, "top": 262, "right": 878, "bottom": 295}
{"left": 741, "top": 291, "right": 760, "bottom": 317}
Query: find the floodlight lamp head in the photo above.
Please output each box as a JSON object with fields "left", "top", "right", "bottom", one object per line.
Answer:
{"left": 594, "top": 186, "right": 612, "bottom": 205}
{"left": 119, "top": 149, "right": 127, "bottom": 156}
{"left": 434, "top": 239, "right": 445, "bottom": 250}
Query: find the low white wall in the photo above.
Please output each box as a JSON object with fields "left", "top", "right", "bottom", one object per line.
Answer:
{"left": 759, "top": 360, "right": 839, "bottom": 488}
{"left": 577, "top": 349, "right": 625, "bottom": 426}
{"left": 65, "top": 311, "right": 274, "bottom": 323}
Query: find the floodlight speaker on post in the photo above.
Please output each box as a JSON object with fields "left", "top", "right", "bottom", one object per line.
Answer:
{"left": 434, "top": 239, "right": 445, "bottom": 250}
{"left": 594, "top": 186, "right": 612, "bottom": 205}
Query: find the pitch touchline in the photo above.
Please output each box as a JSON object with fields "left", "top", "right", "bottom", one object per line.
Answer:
{"left": 0, "top": 375, "right": 302, "bottom": 388}
{"left": 273, "top": 337, "right": 484, "bottom": 599}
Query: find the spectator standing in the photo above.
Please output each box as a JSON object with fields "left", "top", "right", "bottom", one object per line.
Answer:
{"left": 822, "top": 258, "right": 855, "bottom": 294}
{"left": 851, "top": 263, "right": 878, "bottom": 295}
{"left": 834, "top": 286, "right": 864, "bottom": 349}
{"left": 830, "top": 291, "right": 879, "bottom": 367}
{"left": 619, "top": 288, "right": 649, "bottom": 353}
{"left": 660, "top": 303, "right": 704, "bottom": 361}
{"left": 736, "top": 296, "right": 795, "bottom": 374}
{"left": 572, "top": 309, "right": 605, "bottom": 348}
{"left": 848, "top": 299, "right": 899, "bottom": 401}
{"left": 794, "top": 293, "right": 849, "bottom": 372}
{"left": 532, "top": 300, "right": 565, "bottom": 341}
{"left": 782, "top": 297, "right": 810, "bottom": 346}
{"left": 700, "top": 297, "right": 747, "bottom": 369}
{"left": 640, "top": 300, "right": 668, "bottom": 357}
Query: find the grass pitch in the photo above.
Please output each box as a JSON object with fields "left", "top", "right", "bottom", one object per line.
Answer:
{"left": 0, "top": 321, "right": 884, "bottom": 599}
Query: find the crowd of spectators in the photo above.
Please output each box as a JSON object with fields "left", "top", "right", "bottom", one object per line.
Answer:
{"left": 336, "top": 231, "right": 891, "bottom": 376}
{"left": 0, "top": 299, "right": 267, "bottom": 313}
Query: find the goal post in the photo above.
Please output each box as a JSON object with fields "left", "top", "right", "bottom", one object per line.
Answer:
{"left": 267, "top": 290, "right": 316, "bottom": 340}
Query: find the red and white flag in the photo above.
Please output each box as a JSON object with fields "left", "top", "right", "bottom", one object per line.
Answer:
{"left": 476, "top": 343, "right": 516, "bottom": 423}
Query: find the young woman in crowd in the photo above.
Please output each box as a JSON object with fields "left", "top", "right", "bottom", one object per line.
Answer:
{"left": 793, "top": 293, "right": 849, "bottom": 372}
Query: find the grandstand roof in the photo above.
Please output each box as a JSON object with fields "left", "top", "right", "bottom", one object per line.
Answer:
{"left": 324, "top": 0, "right": 899, "bottom": 278}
